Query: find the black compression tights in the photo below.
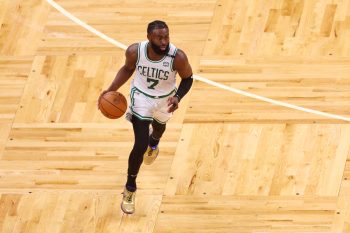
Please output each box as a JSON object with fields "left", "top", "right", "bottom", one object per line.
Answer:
{"left": 151, "top": 120, "right": 166, "bottom": 140}
{"left": 127, "top": 116, "right": 151, "bottom": 177}
{"left": 126, "top": 116, "right": 166, "bottom": 190}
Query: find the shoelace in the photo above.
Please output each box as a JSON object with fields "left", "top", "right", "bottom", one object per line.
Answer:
{"left": 125, "top": 192, "right": 133, "bottom": 202}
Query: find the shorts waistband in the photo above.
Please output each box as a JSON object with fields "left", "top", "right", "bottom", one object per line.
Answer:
{"left": 132, "top": 87, "right": 176, "bottom": 99}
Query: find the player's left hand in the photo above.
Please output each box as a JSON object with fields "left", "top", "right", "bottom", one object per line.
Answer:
{"left": 167, "top": 96, "right": 179, "bottom": 113}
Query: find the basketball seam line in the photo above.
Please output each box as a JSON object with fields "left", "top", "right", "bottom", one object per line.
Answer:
{"left": 99, "top": 103, "right": 119, "bottom": 118}
{"left": 101, "top": 95, "right": 126, "bottom": 114}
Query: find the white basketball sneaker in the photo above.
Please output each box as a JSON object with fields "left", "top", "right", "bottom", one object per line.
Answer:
{"left": 121, "top": 187, "right": 136, "bottom": 214}
{"left": 143, "top": 146, "right": 159, "bottom": 165}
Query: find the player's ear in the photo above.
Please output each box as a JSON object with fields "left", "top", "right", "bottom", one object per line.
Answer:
{"left": 147, "top": 33, "right": 151, "bottom": 41}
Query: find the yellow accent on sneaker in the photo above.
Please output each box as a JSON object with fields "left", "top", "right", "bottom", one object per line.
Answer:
{"left": 121, "top": 187, "right": 136, "bottom": 214}
{"left": 143, "top": 146, "right": 159, "bottom": 165}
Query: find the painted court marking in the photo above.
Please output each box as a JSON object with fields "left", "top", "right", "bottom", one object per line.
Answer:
{"left": 46, "top": 0, "right": 350, "bottom": 122}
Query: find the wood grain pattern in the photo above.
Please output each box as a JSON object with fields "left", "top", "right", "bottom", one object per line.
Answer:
{"left": 1, "top": 0, "right": 350, "bottom": 232}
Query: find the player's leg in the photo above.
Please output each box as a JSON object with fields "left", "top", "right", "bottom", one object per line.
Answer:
{"left": 143, "top": 96, "right": 172, "bottom": 165}
{"left": 150, "top": 120, "right": 166, "bottom": 148}
{"left": 121, "top": 115, "right": 151, "bottom": 214}
{"left": 122, "top": 87, "right": 154, "bottom": 214}
{"left": 127, "top": 115, "right": 151, "bottom": 189}
{"left": 143, "top": 120, "right": 166, "bottom": 165}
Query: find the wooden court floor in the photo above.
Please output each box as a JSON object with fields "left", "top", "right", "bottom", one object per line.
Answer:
{"left": 1, "top": 0, "right": 350, "bottom": 232}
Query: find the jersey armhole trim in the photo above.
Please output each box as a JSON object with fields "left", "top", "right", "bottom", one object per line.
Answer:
{"left": 170, "top": 48, "right": 178, "bottom": 72}
{"left": 136, "top": 43, "right": 141, "bottom": 65}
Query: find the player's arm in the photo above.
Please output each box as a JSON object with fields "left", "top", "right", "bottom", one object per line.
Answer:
{"left": 98, "top": 44, "right": 137, "bottom": 108}
{"left": 106, "top": 43, "right": 138, "bottom": 92}
{"left": 167, "top": 49, "right": 193, "bottom": 113}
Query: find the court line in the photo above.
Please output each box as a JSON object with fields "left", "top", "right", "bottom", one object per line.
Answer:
{"left": 46, "top": 0, "right": 350, "bottom": 122}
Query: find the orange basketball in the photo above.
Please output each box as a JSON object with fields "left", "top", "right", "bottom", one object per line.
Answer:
{"left": 99, "top": 91, "right": 127, "bottom": 119}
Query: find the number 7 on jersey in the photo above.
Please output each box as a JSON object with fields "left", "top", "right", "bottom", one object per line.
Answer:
{"left": 147, "top": 78, "right": 159, "bottom": 89}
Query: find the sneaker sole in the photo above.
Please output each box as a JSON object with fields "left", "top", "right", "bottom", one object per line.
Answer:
{"left": 120, "top": 203, "right": 134, "bottom": 214}
{"left": 143, "top": 154, "right": 158, "bottom": 165}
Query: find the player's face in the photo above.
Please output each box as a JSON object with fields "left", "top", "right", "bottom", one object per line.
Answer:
{"left": 148, "top": 28, "right": 170, "bottom": 55}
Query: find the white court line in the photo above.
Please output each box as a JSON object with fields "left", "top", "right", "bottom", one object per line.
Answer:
{"left": 46, "top": 0, "right": 350, "bottom": 122}
{"left": 46, "top": 0, "right": 127, "bottom": 50}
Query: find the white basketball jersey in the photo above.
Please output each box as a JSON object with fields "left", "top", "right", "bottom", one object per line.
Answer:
{"left": 132, "top": 41, "right": 178, "bottom": 97}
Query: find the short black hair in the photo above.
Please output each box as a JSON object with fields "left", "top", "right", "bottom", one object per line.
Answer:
{"left": 147, "top": 20, "right": 168, "bottom": 34}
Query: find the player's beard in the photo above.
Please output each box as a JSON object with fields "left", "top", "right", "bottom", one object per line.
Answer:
{"left": 150, "top": 41, "right": 170, "bottom": 55}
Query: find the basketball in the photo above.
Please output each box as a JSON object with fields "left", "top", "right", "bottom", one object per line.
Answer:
{"left": 99, "top": 91, "right": 127, "bottom": 119}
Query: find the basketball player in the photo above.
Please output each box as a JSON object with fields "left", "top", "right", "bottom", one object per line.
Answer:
{"left": 99, "top": 20, "right": 193, "bottom": 214}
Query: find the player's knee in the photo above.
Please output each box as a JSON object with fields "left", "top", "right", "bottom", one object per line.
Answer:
{"left": 134, "top": 128, "right": 150, "bottom": 153}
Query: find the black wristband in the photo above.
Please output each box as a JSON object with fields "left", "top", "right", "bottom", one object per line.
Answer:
{"left": 174, "top": 94, "right": 181, "bottom": 102}
{"left": 175, "top": 75, "right": 193, "bottom": 102}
